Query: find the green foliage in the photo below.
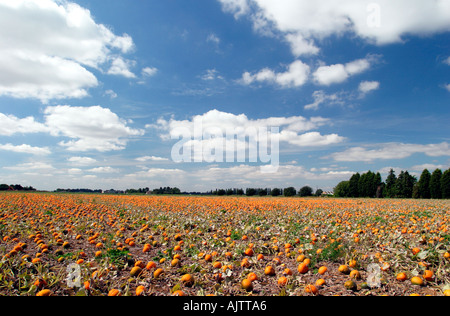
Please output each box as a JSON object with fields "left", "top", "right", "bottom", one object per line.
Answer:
{"left": 283, "top": 187, "right": 297, "bottom": 197}
{"left": 430, "top": 169, "right": 442, "bottom": 199}
{"left": 271, "top": 188, "right": 281, "bottom": 196}
{"left": 334, "top": 181, "right": 349, "bottom": 197}
{"left": 298, "top": 186, "right": 313, "bottom": 197}
{"left": 385, "top": 169, "right": 397, "bottom": 198}
{"left": 442, "top": 169, "right": 450, "bottom": 199}
{"left": 349, "top": 173, "right": 360, "bottom": 198}
{"left": 105, "top": 249, "right": 130, "bottom": 266}
{"left": 417, "top": 169, "right": 431, "bottom": 199}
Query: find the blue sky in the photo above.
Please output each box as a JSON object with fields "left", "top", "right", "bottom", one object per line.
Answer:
{"left": 0, "top": 0, "right": 449, "bottom": 192}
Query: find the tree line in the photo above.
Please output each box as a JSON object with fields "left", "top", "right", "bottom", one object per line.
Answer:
{"left": 210, "top": 186, "right": 325, "bottom": 197}
{"left": 334, "top": 168, "right": 450, "bottom": 199}
{"left": 0, "top": 184, "right": 36, "bottom": 191}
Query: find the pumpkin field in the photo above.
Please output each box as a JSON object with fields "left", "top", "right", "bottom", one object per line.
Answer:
{"left": 0, "top": 192, "right": 449, "bottom": 296}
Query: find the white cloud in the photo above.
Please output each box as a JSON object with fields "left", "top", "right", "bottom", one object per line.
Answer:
{"left": 191, "top": 164, "right": 355, "bottom": 188}
{"left": 4, "top": 162, "right": 54, "bottom": 172}
{"left": 67, "top": 156, "right": 97, "bottom": 165}
{"left": 67, "top": 168, "right": 83, "bottom": 175}
{"left": 285, "top": 33, "right": 319, "bottom": 57}
{"left": 128, "top": 168, "right": 186, "bottom": 179}
{"left": 136, "top": 156, "right": 169, "bottom": 162}
{"left": 218, "top": 0, "right": 250, "bottom": 18}
{"left": 207, "top": 33, "right": 221, "bottom": 45}
{"left": 201, "top": 69, "right": 224, "bottom": 81}
{"left": 445, "top": 57, "right": 450, "bottom": 66}
{"left": 279, "top": 131, "right": 344, "bottom": 147}
{"left": 0, "top": 0, "right": 135, "bottom": 102}
{"left": 359, "top": 81, "right": 380, "bottom": 94}
{"left": 142, "top": 67, "right": 158, "bottom": 77}
{"left": 304, "top": 90, "right": 344, "bottom": 111}
{"left": 104, "top": 89, "right": 118, "bottom": 99}
{"left": 152, "top": 109, "right": 344, "bottom": 150}
{"left": 241, "top": 60, "right": 310, "bottom": 88}
{"left": 88, "top": 167, "right": 120, "bottom": 174}
{"left": 0, "top": 113, "right": 48, "bottom": 136}
{"left": 410, "top": 163, "right": 448, "bottom": 171}
{"left": 329, "top": 142, "right": 450, "bottom": 162}
{"left": 0, "top": 143, "right": 51, "bottom": 155}
{"left": 220, "top": 0, "right": 450, "bottom": 56}
{"left": 107, "top": 57, "right": 136, "bottom": 78}
{"left": 313, "top": 56, "right": 376, "bottom": 86}
{"left": 44, "top": 105, "right": 144, "bottom": 152}
{"left": 445, "top": 84, "right": 450, "bottom": 92}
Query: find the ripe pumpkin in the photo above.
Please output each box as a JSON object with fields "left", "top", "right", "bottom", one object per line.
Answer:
{"left": 411, "top": 276, "right": 424, "bottom": 286}
{"left": 318, "top": 266, "right": 328, "bottom": 275}
{"left": 241, "top": 279, "right": 253, "bottom": 292}
{"left": 153, "top": 268, "right": 164, "bottom": 278}
{"left": 264, "top": 266, "right": 276, "bottom": 276}
{"left": 338, "top": 265, "right": 350, "bottom": 275}
{"left": 277, "top": 276, "right": 288, "bottom": 286}
{"left": 396, "top": 272, "right": 407, "bottom": 282}
{"left": 349, "top": 270, "right": 361, "bottom": 280}
{"left": 181, "top": 274, "right": 195, "bottom": 287}
{"left": 36, "top": 289, "right": 52, "bottom": 297}
{"left": 247, "top": 272, "right": 258, "bottom": 282}
{"left": 130, "top": 266, "right": 143, "bottom": 277}
{"left": 108, "top": 289, "right": 121, "bottom": 296}
{"left": 297, "top": 263, "right": 309, "bottom": 274}
{"left": 305, "top": 284, "right": 318, "bottom": 295}
{"left": 423, "top": 270, "right": 434, "bottom": 281}
{"left": 315, "top": 279, "right": 326, "bottom": 287}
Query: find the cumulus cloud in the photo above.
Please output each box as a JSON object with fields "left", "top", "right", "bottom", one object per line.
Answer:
{"left": 0, "top": 0, "right": 136, "bottom": 102}
{"left": 219, "top": 0, "right": 450, "bottom": 56}
{"left": 241, "top": 60, "right": 310, "bottom": 88}
{"left": 107, "top": 57, "right": 136, "bottom": 78}
{"left": 44, "top": 105, "right": 144, "bottom": 152}
{"left": 151, "top": 109, "right": 345, "bottom": 153}
{"left": 88, "top": 167, "right": 120, "bottom": 174}
{"left": 127, "top": 168, "right": 186, "bottom": 179}
{"left": 359, "top": 80, "right": 380, "bottom": 94}
{"left": 0, "top": 113, "right": 48, "bottom": 136}
{"left": 67, "top": 156, "right": 97, "bottom": 165}
{"left": 0, "top": 105, "right": 145, "bottom": 154}
{"left": 328, "top": 142, "right": 450, "bottom": 162}
{"left": 313, "top": 56, "right": 377, "bottom": 86}
{"left": 218, "top": 0, "right": 250, "bottom": 18}
{"left": 136, "top": 156, "right": 169, "bottom": 162}
{"left": 0, "top": 143, "right": 51, "bottom": 155}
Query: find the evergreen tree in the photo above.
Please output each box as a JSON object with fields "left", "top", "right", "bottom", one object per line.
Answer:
{"left": 359, "top": 171, "right": 377, "bottom": 197}
{"left": 417, "top": 169, "right": 431, "bottom": 199}
{"left": 385, "top": 169, "right": 397, "bottom": 198}
{"left": 442, "top": 169, "right": 450, "bottom": 199}
{"left": 396, "top": 171, "right": 416, "bottom": 198}
{"left": 348, "top": 173, "right": 360, "bottom": 197}
{"left": 374, "top": 172, "right": 382, "bottom": 197}
{"left": 430, "top": 169, "right": 442, "bottom": 199}
{"left": 412, "top": 183, "right": 420, "bottom": 199}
